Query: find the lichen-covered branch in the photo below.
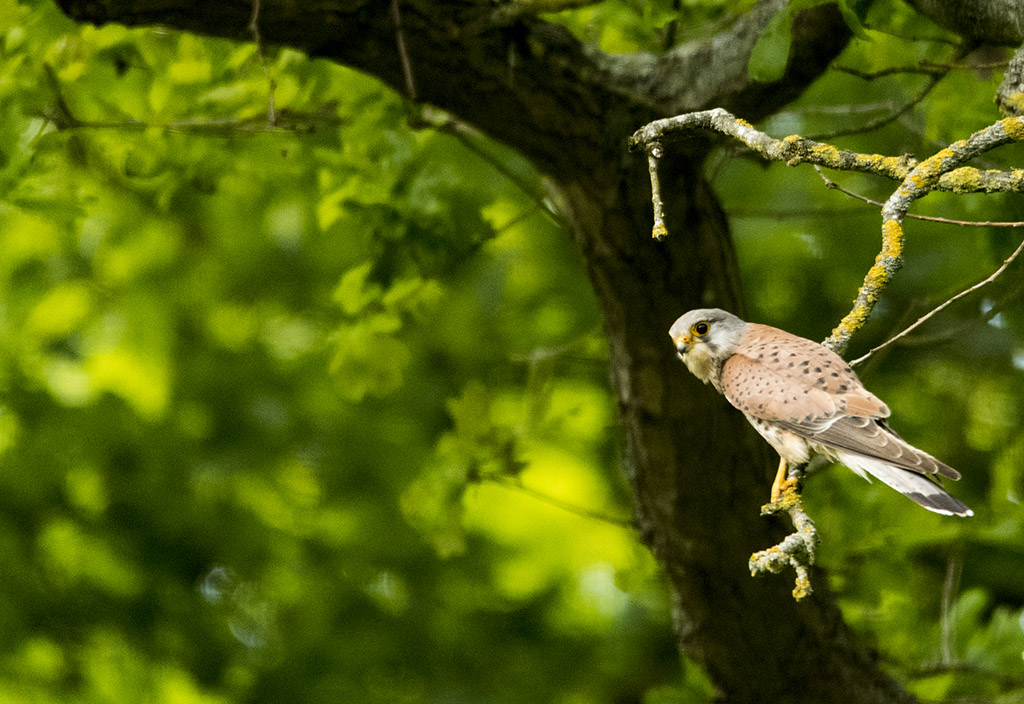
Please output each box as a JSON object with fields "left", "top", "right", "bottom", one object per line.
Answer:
{"left": 825, "top": 115, "right": 1024, "bottom": 353}
{"left": 997, "top": 42, "right": 1024, "bottom": 116}
{"left": 631, "top": 108, "right": 1024, "bottom": 349}
{"left": 751, "top": 484, "right": 819, "bottom": 601}
{"left": 643, "top": 142, "right": 669, "bottom": 241}
{"left": 629, "top": 109, "right": 1024, "bottom": 236}
{"left": 849, "top": 235, "right": 1024, "bottom": 366}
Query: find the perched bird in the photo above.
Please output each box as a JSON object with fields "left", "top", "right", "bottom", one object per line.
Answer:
{"left": 669, "top": 308, "right": 972, "bottom": 517}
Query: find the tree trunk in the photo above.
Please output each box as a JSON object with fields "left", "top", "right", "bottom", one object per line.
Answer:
{"left": 56, "top": 1, "right": 919, "bottom": 701}
{"left": 552, "top": 152, "right": 915, "bottom": 702}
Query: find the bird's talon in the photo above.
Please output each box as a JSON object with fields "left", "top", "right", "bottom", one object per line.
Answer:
{"left": 762, "top": 482, "right": 801, "bottom": 515}
{"left": 770, "top": 476, "right": 799, "bottom": 503}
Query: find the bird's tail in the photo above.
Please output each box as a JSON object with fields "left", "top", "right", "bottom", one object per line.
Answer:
{"left": 836, "top": 451, "right": 973, "bottom": 517}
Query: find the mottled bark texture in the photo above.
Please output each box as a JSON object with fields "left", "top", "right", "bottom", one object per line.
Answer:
{"left": 906, "top": 0, "right": 1024, "bottom": 46}
{"left": 998, "top": 43, "right": 1024, "bottom": 116}
{"left": 56, "top": 1, "right": 917, "bottom": 701}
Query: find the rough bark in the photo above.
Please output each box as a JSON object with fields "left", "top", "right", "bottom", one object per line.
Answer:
{"left": 906, "top": 0, "right": 1024, "bottom": 45}
{"left": 56, "top": 1, "right": 918, "bottom": 701}
{"left": 998, "top": 43, "right": 1024, "bottom": 115}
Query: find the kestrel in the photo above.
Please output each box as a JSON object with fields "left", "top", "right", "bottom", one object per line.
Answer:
{"left": 669, "top": 308, "right": 972, "bottom": 517}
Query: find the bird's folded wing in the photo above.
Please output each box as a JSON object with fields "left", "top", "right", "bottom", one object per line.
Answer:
{"left": 720, "top": 348, "right": 959, "bottom": 480}
{"left": 778, "top": 415, "right": 961, "bottom": 480}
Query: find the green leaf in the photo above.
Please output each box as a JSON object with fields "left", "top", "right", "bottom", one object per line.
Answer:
{"left": 400, "top": 454, "right": 469, "bottom": 557}
{"left": 332, "top": 262, "right": 380, "bottom": 315}
{"left": 446, "top": 380, "right": 494, "bottom": 442}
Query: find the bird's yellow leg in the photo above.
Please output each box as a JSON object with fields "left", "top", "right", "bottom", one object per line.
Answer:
{"left": 770, "top": 457, "right": 798, "bottom": 502}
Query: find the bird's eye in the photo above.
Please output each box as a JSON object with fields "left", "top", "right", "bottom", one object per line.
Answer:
{"left": 692, "top": 322, "right": 709, "bottom": 336}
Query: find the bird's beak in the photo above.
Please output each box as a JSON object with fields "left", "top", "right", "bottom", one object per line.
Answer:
{"left": 672, "top": 334, "right": 690, "bottom": 357}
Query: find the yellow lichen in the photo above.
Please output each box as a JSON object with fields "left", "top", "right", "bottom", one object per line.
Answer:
{"left": 1001, "top": 116, "right": 1024, "bottom": 141}
{"left": 832, "top": 304, "right": 870, "bottom": 339}
{"left": 792, "top": 575, "right": 812, "bottom": 601}
{"left": 1000, "top": 93, "right": 1024, "bottom": 116}
{"left": 850, "top": 153, "right": 909, "bottom": 180}
{"left": 810, "top": 143, "right": 841, "bottom": 163}
{"left": 735, "top": 118, "right": 753, "bottom": 129}
{"left": 864, "top": 263, "right": 888, "bottom": 287}
{"left": 651, "top": 223, "right": 668, "bottom": 240}
{"left": 906, "top": 172, "right": 928, "bottom": 189}
{"left": 881, "top": 220, "right": 903, "bottom": 259}
{"left": 906, "top": 148, "right": 952, "bottom": 188}
{"left": 940, "top": 166, "right": 985, "bottom": 193}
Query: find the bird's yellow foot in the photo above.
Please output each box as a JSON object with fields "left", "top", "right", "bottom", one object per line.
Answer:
{"left": 763, "top": 458, "right": 801, "bottom": 514}
{"left": 770, "top": 457, "right": 795, "bottom": 502}
{"left": 771, "top": 476, "right": 799, "bottom": 503}
{"left": 762, "top": 481, "right": 801, "bottom": 514}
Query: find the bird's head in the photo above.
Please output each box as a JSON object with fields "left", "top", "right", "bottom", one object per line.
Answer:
{"left": 668, "top": 308, "right": 746, "bottom": 385}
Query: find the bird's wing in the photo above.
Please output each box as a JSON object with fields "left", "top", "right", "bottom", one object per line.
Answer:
{"left": 720, "top": 324, "right": 888, "bottom": 424}
{"left": 779, "top": 415, "right": 961, "bottom": 480}
{"left": 720, "top": 325, "right": 959, "bottom": 479}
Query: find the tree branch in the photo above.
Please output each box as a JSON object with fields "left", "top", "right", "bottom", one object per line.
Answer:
{"left": 849, "top": 235, "right": 1024, "bottom": 366}
{"left": 750, "top": 486, "right": 819, "bottom": 600}
{"left": 826, "top": 115, "right": 1024, "bottom": 353}
{"left": 808, "top": 71, "right": 944, "bottom": 141}
{"left": 629, "top": 107, "right": 1024, "bottom": 238}
{"left": 997, "top": 41, "right": 1024, "bottom": 116}
{"left": 814, "top": 166, "right": 1024, "bottom": 227}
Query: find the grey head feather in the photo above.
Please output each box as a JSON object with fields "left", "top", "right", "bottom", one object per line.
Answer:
{"left": 669, "top": 308, "right": 747, "bottom": 388}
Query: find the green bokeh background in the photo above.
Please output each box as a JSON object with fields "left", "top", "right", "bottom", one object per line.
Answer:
{"left": 0, "top": 0, "right": 1022, "bottom": 701}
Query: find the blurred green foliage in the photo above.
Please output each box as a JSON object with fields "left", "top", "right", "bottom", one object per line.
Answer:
{"left": 0, "top": 0, "right": 1022, "bottom": 702}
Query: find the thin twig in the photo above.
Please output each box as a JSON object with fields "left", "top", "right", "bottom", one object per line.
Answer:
{"left": 814, "top": 166, "right": 1024, "bottom": 227}
{"left": 248, "top": 0, "right": 277, "bottom": 126}
{"left": 750, "top": 487, "right": 819, "bottom": 601}
{"left": 43, "top": 58, "right": 328, "bottom": 135}
{"left": 825, "top": 115, "right": 1024, "bottom": 354}
{"left": 889, "top": 279, "right": 1024, "bottom": 349}
{"left": 42, "top": 64, "right": 83, "bottom": 127}
{"left": 922, "top": 59, "right": 1010, "bottom": 72}
{"left": 941, "top": 557, "right": 962, "bottom": 664}
{"left": 391, "top": 0, "right": 417, "bottom": 100}
{"left": 833, "top": 64, "right": 945, "bottom": 80}
{"left": 646, "top": 142, "right": 667, "bottom": 240}
{"left": 413, "top": 107, "right": 554, "bottom": 218}
{"left": 832, "top": 61, "right": 1007, "bottom": 80}
{"left": 849, "top": 234, "right": 1024, "bottom": 366}
{"left": 808, "top": 72, "right": 945, "bottom": 141}
{"left": 773, "top": 101, "right": 901, "bottom": 117}
{"left": 44, "top": 112, "right": 335, "bottom": 135}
